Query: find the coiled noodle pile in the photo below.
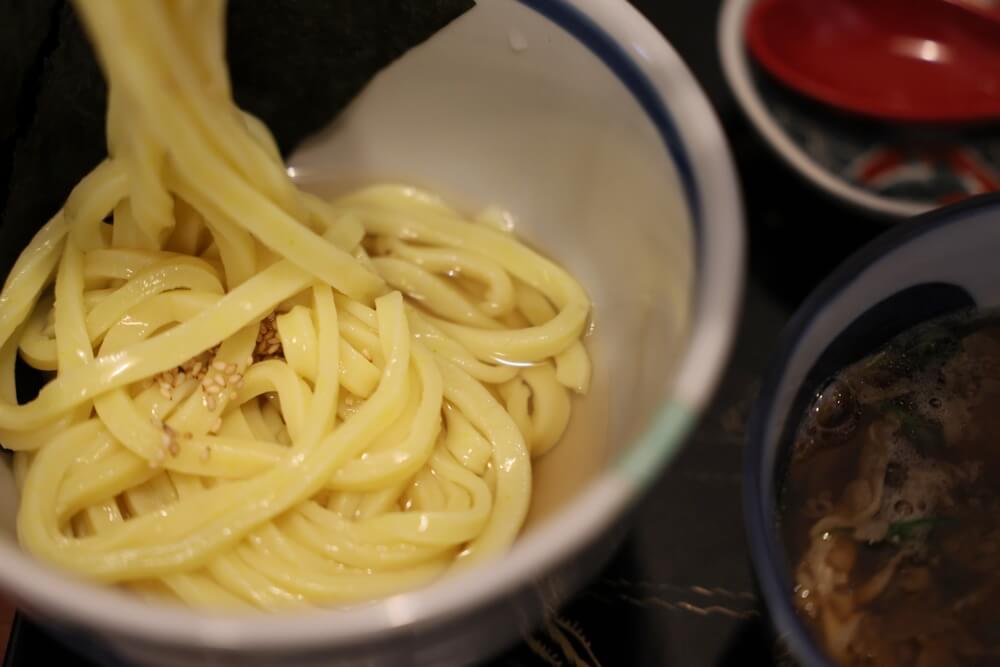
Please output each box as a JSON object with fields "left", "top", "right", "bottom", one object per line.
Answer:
{"left": 0, "top": 0, "right": 591, "bottom": 608}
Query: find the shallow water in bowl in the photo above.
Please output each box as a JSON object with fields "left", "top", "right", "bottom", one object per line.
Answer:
{"left": 299, "top": 177, "right": 614, "bottom": 529}
{"left": 524, "top": 335, "right": 609, "bottom": 527}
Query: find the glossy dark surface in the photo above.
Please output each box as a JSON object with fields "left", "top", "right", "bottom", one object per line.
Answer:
{"left": 747, "top": 0, "right": 1000, "bottom": 122}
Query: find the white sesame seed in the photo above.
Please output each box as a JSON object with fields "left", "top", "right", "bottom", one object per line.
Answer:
{"left": 161, "top": 432, "right": 171, "bottom": 447}
{"left": 205, "top": 395, "right": 217, "bottom": 411}
{"left": 213, "top": 361, "right": 227, "bottom": 371}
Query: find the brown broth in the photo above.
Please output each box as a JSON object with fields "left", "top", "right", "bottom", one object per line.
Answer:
{"left": 781, "top": 311, "right": 1000, "bottom": 666}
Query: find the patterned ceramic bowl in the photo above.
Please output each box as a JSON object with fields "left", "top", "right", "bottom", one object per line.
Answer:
{"left": 719, "top": 0, "right": 1000, "bottom": 220}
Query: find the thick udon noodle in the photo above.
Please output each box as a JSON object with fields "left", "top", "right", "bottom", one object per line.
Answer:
{"left": 0, "top": 0, "right": 591, "bottom": 608}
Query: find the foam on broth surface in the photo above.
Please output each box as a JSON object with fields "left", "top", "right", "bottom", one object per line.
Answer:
{"left": 782, "top": 309, "right": 1000, "bottom": 666}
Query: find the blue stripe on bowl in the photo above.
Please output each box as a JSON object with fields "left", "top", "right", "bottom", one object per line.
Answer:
{"left": 745, "top": 192, "right": 1000, "bottom": 667}
{"left": 517, "top": 0, "right": 703, "bottom": 237}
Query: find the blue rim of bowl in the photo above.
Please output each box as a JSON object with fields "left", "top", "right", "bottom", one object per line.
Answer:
{"left": 520, "top": 0, "right": 703, "bottom": 234}
{"left": 744, "top": 191, "right": 1000, "bottom": 666}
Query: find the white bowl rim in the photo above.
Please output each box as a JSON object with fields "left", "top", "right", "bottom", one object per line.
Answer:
{"left": 717, "top": 0, "right": 931, "bottom": 220}
{"left": 0, "top": 0, "right": 745, "bottom": 653}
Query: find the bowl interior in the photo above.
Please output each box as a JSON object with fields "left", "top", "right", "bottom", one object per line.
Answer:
{"left": 288, "top": 0, "right": 697, "bottom": 528}
{"left": 748, "top": 194, "right": 1000, "bottom": 665}
{"left": 0, "top": 0, "right": 697, "bottom": 611}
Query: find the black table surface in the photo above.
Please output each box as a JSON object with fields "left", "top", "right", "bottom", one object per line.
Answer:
{"left": 3, "top": 1, "right": 890, "bottom": 665}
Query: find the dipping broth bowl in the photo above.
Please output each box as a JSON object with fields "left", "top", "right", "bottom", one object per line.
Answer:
{"left": 745, "top": 193, "right": 1000, "bottom": 666}
{"left": 0, "top": 1, "right": 743, "bottom": 665}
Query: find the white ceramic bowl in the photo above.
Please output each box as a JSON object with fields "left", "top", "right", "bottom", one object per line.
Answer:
{"left": 0, "top": 1, "right": 743, "bottom": 665}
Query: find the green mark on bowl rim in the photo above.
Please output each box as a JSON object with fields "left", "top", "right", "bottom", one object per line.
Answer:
{"left": 615, "top": 400, "right": 694, "bottom": 487}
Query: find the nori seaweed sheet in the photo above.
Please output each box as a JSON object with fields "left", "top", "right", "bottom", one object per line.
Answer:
{"left": 0, "top": 0, "right": 474, "bottom": 280}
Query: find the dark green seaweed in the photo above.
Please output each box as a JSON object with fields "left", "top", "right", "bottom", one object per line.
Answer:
{"left": 875, "top": 397, "right": 946, "bottom": 454}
